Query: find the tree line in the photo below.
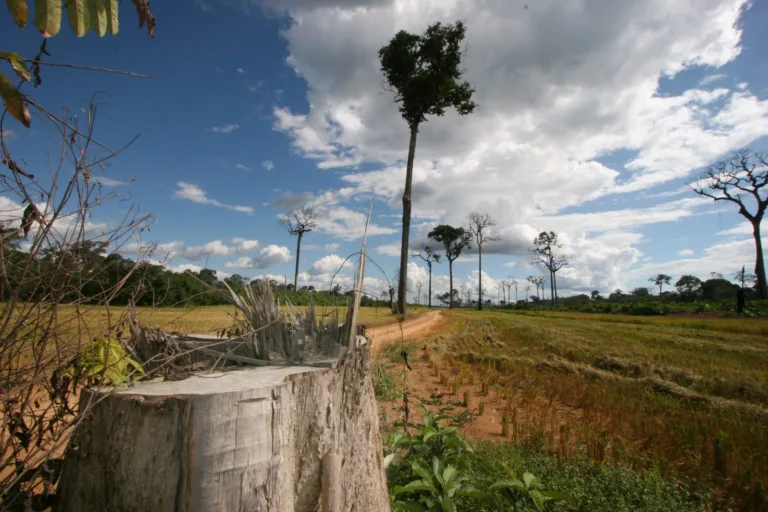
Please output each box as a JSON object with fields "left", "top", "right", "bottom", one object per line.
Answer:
{"left": 0, "top": 232, "right": 387, "bottom": 308}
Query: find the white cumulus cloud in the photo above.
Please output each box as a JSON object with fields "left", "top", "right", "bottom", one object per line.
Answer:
{"left": 174, "top": 182, "right": 254, "bottom": 214}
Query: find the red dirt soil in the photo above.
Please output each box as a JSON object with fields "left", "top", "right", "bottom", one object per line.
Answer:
{"left": 369, "top": 312, "right": 584, "bottom": 444}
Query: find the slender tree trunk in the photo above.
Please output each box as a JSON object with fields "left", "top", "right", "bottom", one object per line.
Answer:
{"left": 553, "top": 272, "right": 558, "bottom": 306}
{"left": 428, "top": 264, "right": 432, "bottom": 308}
{"left": 549, "top": 267, "right": 555, "bottom": 306}
{"left": 449, "top": 260, "right": 454, "bottom": 309}
{"left": 754, "top": 221, "right": 767, "bottom": 299}
{"left": 478, "top": 245, "right": 483, "bottom": 311}
{"left": 294, "top": 232, "right": 303, "bottom": 292}
{"left": 397, "top": 125, "right": 419, "bottom": 315}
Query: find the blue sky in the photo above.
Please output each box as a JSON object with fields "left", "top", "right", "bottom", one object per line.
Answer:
{"left": 2, "top": 0, "right": 767, "bottom": 302}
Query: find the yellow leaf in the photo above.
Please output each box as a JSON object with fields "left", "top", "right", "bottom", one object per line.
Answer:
{"left": 0, "top": 72, "right": 31, "bottom": 127}
{"left": 105, "top": 0, "right": 117, "bottom": 35}
{"left": 66, "top": 0, "right": 90, "bottom": 37}
{"left": 35, "top": 0, "right": 62, "bottom": 37}
{"left": 6, "top": 0, "right": 28, "bottom": 29}
{"left": 88, "top": 0, "right": 106, "bottom": 36}
{"left": 0, "top": 52, "right": 31, "bottom": 81}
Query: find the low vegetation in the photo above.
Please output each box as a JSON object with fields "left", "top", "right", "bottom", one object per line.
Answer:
{"left": 376, "top": 309, "right": 768, "bottom": 510}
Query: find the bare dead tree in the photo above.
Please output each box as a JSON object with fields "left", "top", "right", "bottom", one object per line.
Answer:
{"left": 285, "top": 206, "right": 318, "bottom": 292}
{"left": 530, "top": 231, "right": 569, "bottom": 306}
{"left": 690, "top": 149, "right": 767, "bottom": 299}
{"left": 0, "top": 99, "right": 151, "bottom": 509}
{"left": 508, "top": 278, "right": 517, "bottom": 305}
{"left": 415, "top": 281, "right": 423, "bottom": 305}
{"left": 467, "top": 212, "right": 501, "bottom": 311}
{"left": 527, "top": 275, "right": 546, "bottom": 302}
{"left": 413, "top": 245, "right": 441, "bottom": 308}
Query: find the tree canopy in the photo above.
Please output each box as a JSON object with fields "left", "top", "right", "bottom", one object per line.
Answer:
{"left": 379, "top": 21, "right": 477, "bottom": 129}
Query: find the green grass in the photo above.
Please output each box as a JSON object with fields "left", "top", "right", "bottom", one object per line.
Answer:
{"left": 463, "top": 442, "right": 716, "bottom": 512}
{"left": 371, "top": 361, "right": 403, "bottom": 401}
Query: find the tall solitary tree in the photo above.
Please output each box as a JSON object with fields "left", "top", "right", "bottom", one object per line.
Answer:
{"left": 530, "top": 231, "right": 569, "bottom": 306}
{"left": 379, "top": 21, "right": 477, "bottom": 315}
{"left": 285, "top": 206, "right": 318, "bottom": 292}
{"left": 414, "top": 245, "right": 441, "bottom": 308}
{"left": 649, "top": 274, "right": 671, "bottom": 298}
{"left": 428, "top": 225, "right": 471, "bottom": 309}
{"left": 690, "top": 150, "right": 767, "bottom": 299}
{"left": 467, "top": 212, "right": 500, "bottom": 310}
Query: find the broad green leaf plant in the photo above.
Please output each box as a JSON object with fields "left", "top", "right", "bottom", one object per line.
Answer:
{"left": 489, "top": 463, "right": 574, "bottom": 512}
{"left": 78, "top": 337, "right": 144, "bottom": 386}
{"left": 392, "top": 457, "right": 486, "bottom": 512}
{"left": 384, "top": 401, "right": 573, "bottom": 511}
{"left": 1, "top": 0, "right": 153, "bottom": 127}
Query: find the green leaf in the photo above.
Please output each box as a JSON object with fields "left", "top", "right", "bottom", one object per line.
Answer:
{"left": 127, "top": 357, "right": 145, "bottom": 375}
{"left": 6, "top": 0, "right": 29, "bottom": 28}
{"left": 88, "top": 0, "right": 106, "bottom": 36}
{"left": 529, "top": 490, "right": 546, "bottom": 512}
{"left": 422, "top": 428, "right": 437, "bottom": 443}
{"left": 105, "top": 0, "right": 117, "bottom": 34}
{"left": 431, "top": 457, "right": 441, "bottom": 479}
{"left": 454, "top": 485, "right": 486, "bottom": 500}
{"left": 398, "top": 480, "right": 439, "bottom": 495}
{"left": 411, "top": 461, "right": 432, "bottom": 482}
{"left": 0, "top": 52, "right": 31, "bottom": 81}
{"left": 35, "top": 0, "right": 62, "bottom": 37}
{"left": 84, "top": 363, "right": 104, "bottom": 376}
{"left": 384, "top": 453, "right": 396, "bottom": 469}
{"left": 523, "top": 472, "right": 539, "bottom": 490}
{"left": 442, "top": 465, "right": 457, "bottom": 485}
{"left": 66, "top": 0, "right": 89, "bottom": 36}
{"left": 441, "top": 497, "right": 453, "bottom": 512}
{"left": 489, "top": 478, "right": 525, "bottom": 493}
{"left": 0, "top": 72, "right": 31, "bottom": 126}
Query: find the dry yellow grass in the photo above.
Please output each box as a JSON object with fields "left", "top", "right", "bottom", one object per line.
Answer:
{"left": 64, "top": 304, "right": 423, "bottom": 336}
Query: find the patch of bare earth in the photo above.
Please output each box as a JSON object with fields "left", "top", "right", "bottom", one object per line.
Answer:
{"left": 366, "top": 310, "right": 451, "bottom": 354}
{"left": 375, "top": 331, "right": 584, "bottom": 446}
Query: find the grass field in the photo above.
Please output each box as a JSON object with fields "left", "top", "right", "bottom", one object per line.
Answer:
{"left": 398, "top": 309, "right": 768, "bottom": 510}
{"left": 57, "top": 303, "right": 420, "bottom": 338}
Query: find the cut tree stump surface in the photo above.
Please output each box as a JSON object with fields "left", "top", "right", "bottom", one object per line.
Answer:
{"left": 58, "top": 344, "right": 390, "bottom": 512}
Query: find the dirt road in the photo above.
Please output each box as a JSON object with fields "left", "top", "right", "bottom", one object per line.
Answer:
{"left": 366, "top": 309, "right": 448, "bottom": 353}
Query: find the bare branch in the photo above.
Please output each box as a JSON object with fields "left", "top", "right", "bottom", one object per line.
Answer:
{"left": 24, "top": 60, "right": 155, "bottom": 79}
{"left": 285, "top": 205, "right": 319, "bottom": 236}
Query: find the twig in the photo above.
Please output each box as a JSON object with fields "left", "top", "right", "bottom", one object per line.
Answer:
{"left": 24, "top": 60, "right": 155, "bottom": 79}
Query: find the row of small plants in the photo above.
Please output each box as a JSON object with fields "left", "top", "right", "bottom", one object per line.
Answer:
{"left": 383, "top": 403, "right": 572, "bottom": 511}
{"left": 507, "top": 300, "right": 768, "bottom": 317}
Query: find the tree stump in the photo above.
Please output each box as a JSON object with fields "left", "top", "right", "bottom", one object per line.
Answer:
{"left": 57, "top": 342, "right": 390, "bottom": 512}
